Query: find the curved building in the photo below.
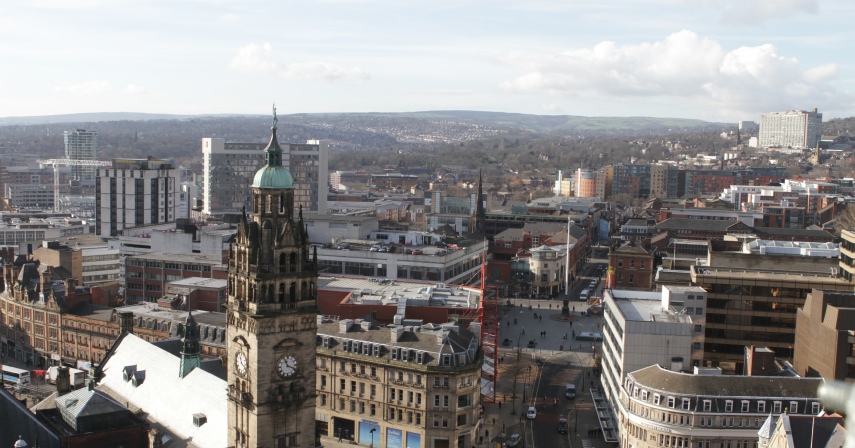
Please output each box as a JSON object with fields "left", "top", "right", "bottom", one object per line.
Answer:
{"left": 619, "top": 365, "right": 823, "bottom": 448}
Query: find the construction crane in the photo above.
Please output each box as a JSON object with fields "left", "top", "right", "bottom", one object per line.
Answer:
{"left": 37, "top": 159, "right": 113, "bottom": 212}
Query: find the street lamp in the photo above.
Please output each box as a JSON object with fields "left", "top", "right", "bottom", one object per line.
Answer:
{"left": 369, "top": 428, "right": 376, "bottom": 448}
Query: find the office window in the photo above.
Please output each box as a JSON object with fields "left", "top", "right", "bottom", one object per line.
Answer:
{"left": 695, "top": 308, "right": 703, "bottom": 315}
{"left": 694, "top": 325, "right": 702, "bottom": 333}
{"left": 630, "top": 260, "right": 635, "bottom": 268}
{"left": 629, "top": 274, "right": 634, "bottom": 284}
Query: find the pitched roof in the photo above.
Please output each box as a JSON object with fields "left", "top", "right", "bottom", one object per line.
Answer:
{"left": 655, "top": 218, "right": 739, "bottom": 232}
{"left": 56, "top": 387, "right": 126, "bottom": 419}
{"left": 630, "top": 364, "right": 821, "bottom": 398}
{"left": 96, "top": 333, "right": 226, "bottom": 448}
{"left": 752, "top": 227, "right": 835, "bottom": 240}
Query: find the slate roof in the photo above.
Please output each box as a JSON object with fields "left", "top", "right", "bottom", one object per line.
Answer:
{"left": 655, "top": 218, "right": 739, "bottom": 232}
{"left": 752, "top": 227, "right": 835, "bottom": 240}
{"left": 784, "top": 414, "right": 846, "bottom": 448}
{"left": 318, "top": 319, "right": 480, "bottom": 367}
{"left": 0, "top": 387, "right": 62, "bottom": 448}
{"left": 630, "top": 364, "right": 821, "bottom": 398}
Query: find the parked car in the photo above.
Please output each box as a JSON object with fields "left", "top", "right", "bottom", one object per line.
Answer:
{"left": 411, "top": 249, "right": 423, "bottom": 255}
{"left": 507, "top": 433, "right": 523, "bottom": 447}
{"left": 337, "top": 243, "right": 350, "bottom": 250}
{"left": 527, "top": 339, "right": 536, "bottom": 348}
{"left": 370, "top": 245, "right": 381, "bottom": 252}
{"left": 526, "top": 406, "right": 537, "bottom": 420}
{"left": 558, "top": 418, "right": 568, "bottom": 434}
{"left": 565, "top": 384, "right": 576, "bottom": 399}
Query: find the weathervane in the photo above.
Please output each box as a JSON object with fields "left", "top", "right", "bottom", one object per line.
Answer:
{"left": 272, "top": 103, "right": 278, "bottom": 131}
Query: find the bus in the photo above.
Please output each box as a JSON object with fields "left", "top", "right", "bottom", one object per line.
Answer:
{"left": 1, "top": 365, "right": 31, "bottom": 391}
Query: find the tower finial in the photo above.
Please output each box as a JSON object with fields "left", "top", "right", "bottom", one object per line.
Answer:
{"left": 272, "top": 103, "right": 278, "bottom": 131}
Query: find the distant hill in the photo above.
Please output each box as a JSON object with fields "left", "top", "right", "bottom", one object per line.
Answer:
{"left": 0, "top": 110, "right": 722, "bottom": 133}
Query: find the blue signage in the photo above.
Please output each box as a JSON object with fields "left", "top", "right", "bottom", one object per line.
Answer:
{"left": 387, "top": 428, "right": 403, "bottom": 448}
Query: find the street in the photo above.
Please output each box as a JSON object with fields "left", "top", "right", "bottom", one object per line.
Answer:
{"left": 484, "top": 251, "right": 612, "bottom": 448}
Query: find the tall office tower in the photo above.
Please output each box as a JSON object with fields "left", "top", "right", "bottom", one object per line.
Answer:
{"left": 95, "top": 158, "right": 180, "bottom": 237}
{"left": 63, "top": 129, "right": 98, "bottom": 181}
{"left": 759, "top": 109, "right": 822, "bottom": 149}
{"left": 227, "top": 111, "right": 319, "bottom": 448}
{"left": 202, "top": 137, "right": 328, "bottom": 217}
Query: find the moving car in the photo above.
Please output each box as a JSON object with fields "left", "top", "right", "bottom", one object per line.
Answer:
{"left": 558, "top": 418, "right": 568, "bottom": 434}
{"left": 526, "top": 406, "right": 537, "bottom": 420}
{"left": 507, "top": 433, "right": 523, "bottom": 447}
{"left": 565, "top": 384, "right": 576, "bottom": 399}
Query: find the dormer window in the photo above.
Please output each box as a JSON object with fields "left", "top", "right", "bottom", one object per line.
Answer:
{"left": 442, "top": 355, "right": 451, "bottom": 366}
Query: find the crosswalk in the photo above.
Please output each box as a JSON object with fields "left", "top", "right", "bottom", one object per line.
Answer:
{"left": 580, "top": 439, "right": 593, "bottom": 448}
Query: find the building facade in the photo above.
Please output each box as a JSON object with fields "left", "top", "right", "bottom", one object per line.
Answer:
{"left": 759, "top": 109, "right": 823, "bottom": 149}
{"left": 316, "top": 317, "right": 482, "bottom": 448}
{"left": 619, "top": 365, "right": 824, "bottom": 448}
{"left": 226, "top": 117, "right": 319, "bottom": 448}
{"left": 63, "top": 129, "right": 98, "bottom": 182}
{"left": 202, "top": 137, "right": 328, "bottom": 216}
{"left": 793, "top": 289, "right": 855, "bottom": 381}
{"left": 95, "top": 158, "right": 180, "bottom": 238}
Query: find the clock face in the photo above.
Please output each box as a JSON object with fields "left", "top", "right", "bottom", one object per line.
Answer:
{"left": 235, "top": 351, "right": 248, "bottom": 376}
{"left": 278, "top": 355, "right": 298, "bottom": 377}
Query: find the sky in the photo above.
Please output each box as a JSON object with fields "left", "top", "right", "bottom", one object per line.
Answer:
{"left": 1, "top": 0, "right": 854, "bottom": 122}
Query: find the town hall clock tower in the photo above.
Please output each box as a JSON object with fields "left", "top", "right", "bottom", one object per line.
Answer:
{"left": 227, "top": 106, "right": 319, "bottom": 448}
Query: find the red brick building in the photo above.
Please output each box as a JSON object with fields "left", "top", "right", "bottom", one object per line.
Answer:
{"left": 609, "top": 242, "right": 656, "bottom": 290}
{"left": 124, "top": 252, "right": 227, "bottom": 304}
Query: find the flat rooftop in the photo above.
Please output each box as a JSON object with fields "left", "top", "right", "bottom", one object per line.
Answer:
{"left": 318, "top": 276, "right": 481, "bottom": 308}
{"left": 692, "top": 265, "right": 851, "bottom": 284}
{"left": 127, "top": 252, "right": 224, "bottom": 264}
{"left": 167, "top": 277, "right": 228, "bottom": 288}
{"left": 116, "top": 303, "right": 227, "bottom": 327}
{"left": 606, "top": 290, "right": 661, "bottom": 322}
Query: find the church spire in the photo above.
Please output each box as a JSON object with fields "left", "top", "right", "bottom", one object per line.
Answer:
{"left": 178, "top": 309, "right": 201, "bottom": 378}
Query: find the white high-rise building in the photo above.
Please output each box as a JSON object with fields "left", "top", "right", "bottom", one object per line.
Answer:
{"left": 95, "top": 158, "right": 181, "bottom": 237}
{"left": 63, "top": 129, "right": 98, "bottom": 182}
{"left": 759, "top": 109, "right": 822, "bottom": 149}
{"left": 201, "top": 138, "right": 328, "bottom": 216}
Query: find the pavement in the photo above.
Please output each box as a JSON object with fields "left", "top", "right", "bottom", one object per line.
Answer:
{"left": 480, "top": 299, "right": 614, "bottom": 448}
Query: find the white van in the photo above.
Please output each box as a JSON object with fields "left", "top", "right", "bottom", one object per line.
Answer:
{"left": 565, "top": 384, "right": 576, "bottom": 399}
{"left": 579, "top": 288, "right": 589, "bottom": 302}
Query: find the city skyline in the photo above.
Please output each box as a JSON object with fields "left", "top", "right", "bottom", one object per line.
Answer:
{"left": 2, "top": 0, "right": 854, "bottom": 121}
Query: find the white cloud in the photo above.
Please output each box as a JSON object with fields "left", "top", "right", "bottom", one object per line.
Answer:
{"left": 541, "top": 104, "right": 563, "bottom": 113}
{"left": 54, "top": 80, "right": 112, "bottom": 95}
{"left": 499, "top": 30, "right": 850, "bottom": 116}
{"left": 803, "top": 64, "right": 837, "bottom": 83}
{"left": 123, "top": 84, "right": 147, "bottom": 95}
{"left": 230, "top": 42, "right": 368, "bottom": 82}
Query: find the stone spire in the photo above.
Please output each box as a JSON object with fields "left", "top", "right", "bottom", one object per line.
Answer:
{"left": 178, "top": 310, "right": 201, "bottom": 378}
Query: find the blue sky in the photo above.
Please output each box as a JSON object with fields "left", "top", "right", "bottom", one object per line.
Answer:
{"left": 1, "top": 0, "right": 853, "bottom": 122}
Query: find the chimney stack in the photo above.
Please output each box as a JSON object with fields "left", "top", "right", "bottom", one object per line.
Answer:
{"left": 118, "top": 312, "right": 134, "bottom": 334}
{"left": 56, "top": 366, "right": 71, "bottom": 395}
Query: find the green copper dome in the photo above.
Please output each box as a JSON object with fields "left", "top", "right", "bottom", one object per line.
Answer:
{"left": 252, "top": 165, "right": 294, "bottom": 189}
{"left": 252, "top": 104, "right": 294, "bottom": 189}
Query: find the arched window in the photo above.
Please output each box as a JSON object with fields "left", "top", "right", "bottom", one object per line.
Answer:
{"left": 301, "top": 281, "right": 308, "bottom": 300}
{"left": 278, "top": 283, "right": 285, "bottom": 303}
{"left": 289, "top": 282, "right": 296, "bottom": 303}
{"left": 279, "top": 253, "right": 287, "bottom": 274}
{"left": 289, "top": 253, "right": 297, "bottom": 273}
{"left": 309, "top": 281, "right": 315, "bottom": 298}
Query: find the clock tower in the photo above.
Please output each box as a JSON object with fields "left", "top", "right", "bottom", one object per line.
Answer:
{"left": 227, "top": 106, "right": 319, "bottom": 448}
